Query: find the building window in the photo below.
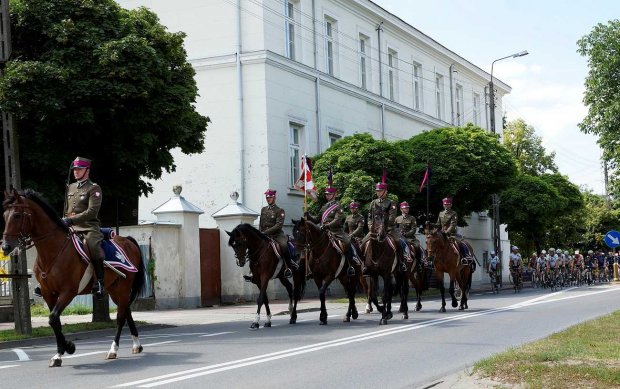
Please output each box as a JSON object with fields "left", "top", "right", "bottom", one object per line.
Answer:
{"left": 328, "top": 131, "right": 342, "bottom": 146}
{"left": 285, "top": 2, "right": 296, "bottom": 60}
{"left": 435, "top": 74, "right": 444, "bottom": 120}
{"left": 455, "top": 84, "right": 464, "bottom": 126}
{"left": 413, "top": 62, "right": 422, "bottom": 110}
{"left": 388, "top": 49, "right": 398, "bottom": 101}
{"left": 289, "top": 124, "right": 303, "bottom": 186}
{"left": 359, "top": 35, "right": 368, "bottom": 90}
{"left": 473, "top": 93, "right": 481, "bottom": 126}
{"left": 325, "top": 18, "right": 336, "bottom": 75}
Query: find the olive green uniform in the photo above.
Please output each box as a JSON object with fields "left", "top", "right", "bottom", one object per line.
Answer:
{"left": 365, "top": 197, "right": 399, "bottom": 241}
{"left": 259, "top": 203, "right": 288, "bottom": 248}
{"left": 307, "top": 200, "right": 350, "bottom": 245}
{"left": 64, "top": 179, "right": 104, "bottom": 261}
{"left": 437, "top": 209, "right": 458, "bottom": 235}
{"left": 396, "top": 214, "right": 420, "bottom": 246}
{"left": 345, "top": 213, "right": 365, "bottom": 240}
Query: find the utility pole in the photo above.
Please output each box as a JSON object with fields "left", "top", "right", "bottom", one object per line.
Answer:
{"left": 0, "top": 0, "right": 32, "bottom": 335}
{"left": 604, "top": 160, "right": 611, "bottom": 208}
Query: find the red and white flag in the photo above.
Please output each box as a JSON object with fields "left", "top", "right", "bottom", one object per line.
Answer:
{"left": 294, "top": 155, "right": 317, "bottom": 199}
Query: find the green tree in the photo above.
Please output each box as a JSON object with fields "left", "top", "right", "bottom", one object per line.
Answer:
{"left": 582, "top": 191, "right": 620, "bottom": 249}
{"left": 0, "top": 0, "right": 209, "bottom": 205}
{"left": 539, "top": 174, "right": 585, "bottom": 249}
{"left": 577, "top": 21, "right": 620, "bottom": 192}
{"left": 502, "top": 118, "right": 558, "bottom": 175}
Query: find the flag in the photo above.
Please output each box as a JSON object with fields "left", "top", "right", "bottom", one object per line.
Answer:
{"left": 294, "top": 155, "right": 317, "bottom": 199}
{"left": 419, "top": 163, "right": 431, "bottom": 192}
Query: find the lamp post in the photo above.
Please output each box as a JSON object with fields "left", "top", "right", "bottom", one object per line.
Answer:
{"left": 489, "top": 50, "right": 528, "bottom": 262}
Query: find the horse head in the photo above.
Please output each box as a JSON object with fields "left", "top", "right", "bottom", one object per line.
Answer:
{"left": 226, "top": 225, "right": 250, "bottom": 267}
{"left": 292, "top": 218, "right": 324, "bottom": 251}
{"left": 425, "top": 224, "right": 443, "bottom": 262}
{"left": 371, "top": 207, "right": 388, "bottom": 242}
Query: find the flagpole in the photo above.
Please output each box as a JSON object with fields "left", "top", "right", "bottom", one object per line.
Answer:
{"left": 303, "top": 154, "right": 308, "bottom": 214}
{"left": 426, "top": 158, "right": 430, "bottom": 224}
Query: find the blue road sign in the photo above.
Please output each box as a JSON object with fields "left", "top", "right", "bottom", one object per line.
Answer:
{"left": 604, "top": 230, "right": 620, "bottom": 248}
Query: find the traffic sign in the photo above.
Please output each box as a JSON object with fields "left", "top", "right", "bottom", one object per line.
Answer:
{"left": 604, "top": 230, "right": 620, "bottom": 248}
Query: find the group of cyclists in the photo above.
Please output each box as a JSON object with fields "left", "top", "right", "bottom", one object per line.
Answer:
{"left": 487, "top": 246, "right": 619, "bottom": 292}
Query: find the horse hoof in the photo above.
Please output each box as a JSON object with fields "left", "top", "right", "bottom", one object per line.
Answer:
{"left": 365, "top": 308, "right": 371, "bottom": 314}
{"left": 379, "top": 319, "right": 388, "bottom": 325}
{"left": 264, "top": 322, "right": 272, "bottom": 328}
{"left": 319, "top": 320, "right": 327, "bottom": 325}
{"left": 66, "top": 341, "right": 76, "bottom": 355}
{"left": 377, "top": 306, "right": 385, "bottom": 313}
{"left": 49, "top": 358, "right": 62, "bottom": 367}
{"left": 459, "top": 306, "right": 464, "bottom": 311}
{"left": 289, "top": 318, "right": 296, "bottom": 324}
{"left": 439, "top": 307, "right": 446, "bottom": 313}
{"left": 386, "top": 312, "right": 393, "bottom": 320}
{"left": 343, "top": 316, "right": 350, "bottom": 323}
{"left": 105, "top": 352, "right": 117, "bottom": 360}
{"left": 132, "top": 346, "right": 143, "bottom": 354}
{"left": 402, "top": 313, "right": 408, "bottom": 320}
{"left": 451, "top": 301, "right": 458, "bottom": 308}
{"left": 352, "top": 310, "right": 359, "bottom": 320}
{"left": 415, "top": 305, "right": 422, "bottom": 312}
{"left": 249, "top": 322, "right": 260, "bottom": 330}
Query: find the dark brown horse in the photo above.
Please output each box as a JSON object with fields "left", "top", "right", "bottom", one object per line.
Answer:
{"left": 292, "top": 218, "right": 360, "bottom": 324}
{"left": 1, "top": 189, "right": 146, "bottom": 367}
{"left": 227, "top": 224, "right": 305, "bottom": 329}
{"left": 425, "top": 224, "right": 474, "bottom": 312}
{"left": 360, "top": 208, "right": 401, "bottom": 325}
{"left": 396, "top": 243, "right": 428, "bottom": 318}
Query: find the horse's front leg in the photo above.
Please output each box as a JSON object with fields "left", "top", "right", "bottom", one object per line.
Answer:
{"left": 263, "top": 292, "right": 272, "bottom": 327}
{"left": 436, "top": 271, "right": 447, "bottom": 313}
{"left": 279, "top": 276, "right": 295, "bottom": 323}
{"left": 399, "top": 274, "right": 409, "bottom": 320}
{"left": 341, "top": 275, "right": 358, "bottom": 322}
{"left": 251, "top": 282, "right": 267, "bottom": 330}
{"left": 318, "top": 279, "right": 330, "bottom": 325}
{"left": 448, "top": 278, "right": 458, "bottom": 308}
{"left": 47, "top": 295, "right": 75, "bottom": 367}
{"left": 379, "top": 274, "right": 393, "bottom": 325}
{"left": 126, "top": 309, "right": 143, "bottom": 354}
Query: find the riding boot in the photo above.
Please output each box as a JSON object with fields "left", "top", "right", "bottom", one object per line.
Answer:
{"left": 92, "top": 257, "right": 105, "bottom": 299}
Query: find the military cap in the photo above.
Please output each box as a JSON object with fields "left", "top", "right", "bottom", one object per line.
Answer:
{"left": 264, "top": 189, "right": 277, "bottom": 197}
{"left": 400, "top": 201, "right": 409, "bottom": 208}
{"left": 72, "top": 156, "right": 92, "bottom": 169}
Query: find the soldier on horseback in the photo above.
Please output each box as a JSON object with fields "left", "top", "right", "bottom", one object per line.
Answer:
{"left": 395, "top": 201, "right": 420, "bottom": 262}
{"left": 437, "top": 197, "right": 471, "bottom": 259}
{"left": 362, "top": 179, "right": 407, "bottom": 275}
{"left": 344, "top": 201, "right": 365, "bottom": 241}
{"left": 244, "top": 189, "right": 299, "bottom": 281}
{"left": 305, "top": 176, "right": 357, "bottom": 277}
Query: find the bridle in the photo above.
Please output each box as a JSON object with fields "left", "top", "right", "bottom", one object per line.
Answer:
{"left": 297, "top": 220, "right": 331, "bottom": 260}
{"left": 231, "top": 231, "right": 270, "bottom": 267}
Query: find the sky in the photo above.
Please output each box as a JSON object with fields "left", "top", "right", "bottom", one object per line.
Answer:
{"left": 373, "top": 0, "right": 619, "bottom": 195}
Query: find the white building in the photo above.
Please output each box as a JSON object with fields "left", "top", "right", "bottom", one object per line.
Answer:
{"left": 117, "top": 0, "right": 512, "bottom": 281}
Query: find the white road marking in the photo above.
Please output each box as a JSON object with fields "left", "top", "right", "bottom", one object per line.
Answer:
{"left": 113, "top": 286, "right": 620, "bottom": 388}
{"left": 64, "top": 351, "right": 106, "bottom": 359}
{"left": 142, "top": 341, "right": 180, "bottom": 347}
{"left": 199, "top": 332, "right": 233, "bottom": 337}
{"left": 0, "top": 365, "right": 18, "bottom": 369}
{"left": 11, "top": 348, "right": 30, "bottom": 361}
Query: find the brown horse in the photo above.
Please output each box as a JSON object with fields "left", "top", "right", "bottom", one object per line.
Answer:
{"left": 396, "top": 243, "right": 428, "bottom": 318}
{"left": 425, "top": 224, "right": 474, "bottom": 312}
{"left": 360, "top": 208, "right": 402, "bottom": 325}
{"left": 227, "top": 224, "right": 305, "bottom": 329}
{"left": 292, "top": 218, "right": 360, "bottom": 324}
{"left": 1, "top": 189, "right": 146, "bottom": 367}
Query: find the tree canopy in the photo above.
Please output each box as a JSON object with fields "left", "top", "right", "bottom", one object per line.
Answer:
{"left": 502, "top": 118, "right": 558, "bottom": 175}
{"left": 0, "top": 0, "right": 209, "bottom": 206}
{"left": 309, "top": 125, "right": 517, "bottom": 225}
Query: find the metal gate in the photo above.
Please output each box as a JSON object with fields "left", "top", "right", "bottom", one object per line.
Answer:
{"left": 199, "top": 228, "right": 221, "bottom": 306}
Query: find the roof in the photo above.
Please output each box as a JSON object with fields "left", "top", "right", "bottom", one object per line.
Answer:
{"left": 152, "top": 185, "right": 204, "bottom": 215}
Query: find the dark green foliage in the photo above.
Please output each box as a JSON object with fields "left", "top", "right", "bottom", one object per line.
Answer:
{"left": 0, "top": 0, "right": 209, "bottom": 205}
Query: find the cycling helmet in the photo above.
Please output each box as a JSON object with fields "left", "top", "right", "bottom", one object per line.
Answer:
{"left": 549, "top": 248, "right": 555, "bottom": 252}
{"left": 541, "top": 250, "right": 547, "bottom": 254}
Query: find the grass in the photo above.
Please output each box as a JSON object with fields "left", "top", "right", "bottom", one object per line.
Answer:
{"left": 474, "top": 310, "right": 620, "bottom": 389}
{"left": 30, "top": 303, "right": 117, "bottom": 317}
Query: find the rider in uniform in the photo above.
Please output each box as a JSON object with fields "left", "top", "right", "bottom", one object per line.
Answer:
{"left": 437, "top": 197, "right": 471, "bottom": 259}
{"left": 64, "top": 157, "right": 106, "bottom": 297}
{"left": 362, "top": 178, "right": 407, "bottom": 275}
{"left": 244, "top": 189, "right": 299, "bottom": 281}
{"left": 305, "top": 178, "right": 357, "bottom": 277}
{"left": 344, "top": 201, "right": 365, "bottom": 241}
{"left": 395, "top": 201, "right": 420, "bottom": 262}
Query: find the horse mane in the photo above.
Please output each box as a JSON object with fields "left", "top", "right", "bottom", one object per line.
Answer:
{"left": 235, "top": 223, "right": 269, "bottom": 241}
{"left": 19, "top": 189, "right": 68, "bottom": 232}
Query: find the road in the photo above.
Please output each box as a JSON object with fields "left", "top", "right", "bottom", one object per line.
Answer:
{"left": 1, "top": 284, "right": 618, "bottom": 389}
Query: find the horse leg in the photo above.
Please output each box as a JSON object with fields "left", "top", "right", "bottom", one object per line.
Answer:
{"left": 126, "top": 310, "right": 143, "bottom": 354}
{"left": 437, "top": 270, "right": 447, "bottom": 313}
{"left": 250, "top": 283, "right": 266, "bottom": 330}
{"left": 318, "top": 279, "right": 330, "bottom": 325}
{"left": 341, "top": 276, "right": 358, "bottom": 322}
{"left": 279, "top": 277, "right": 296, "bottom": 324}
{"left": 379, "top": 274, "right": 393, "bottom": 325}
{"left": 449, "top": 278, "right": 458, "bottom": 308}
{"left": 400, "top": 274, "right": 409, "bottom": 320}
{"left": 263, "top": 293, "right": 272, "bottom": 328}
{"left": 106, "top": 300, "right": 128, "bottom": 360}
{"left": 47, "top": 295, "right": 75, "bottom": 367}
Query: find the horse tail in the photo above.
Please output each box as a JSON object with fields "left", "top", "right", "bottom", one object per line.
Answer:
{"left": 126, "top": 236, "right": 146, "bottom": 304}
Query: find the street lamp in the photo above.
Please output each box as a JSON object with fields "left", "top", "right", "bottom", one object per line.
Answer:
{"left": 489, "top": 50, "right": 529, "bottom": 262}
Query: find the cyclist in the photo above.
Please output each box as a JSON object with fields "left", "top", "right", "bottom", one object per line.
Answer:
{"left": 509, "top": 246, "right": 522, "bottom": 288}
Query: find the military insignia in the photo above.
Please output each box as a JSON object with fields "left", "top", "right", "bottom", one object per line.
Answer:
{"left": 280, "top": 212, "right": 285, "bottom": 217}
{"left": 80, "top": 195, "right": 86, "bottom": 200}
{"left": 95, "top": 192, "right": 101, "bottom": 197}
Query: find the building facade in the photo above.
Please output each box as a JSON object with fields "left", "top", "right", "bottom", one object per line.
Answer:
{"left": 117, "top": 0, "right": 512, "bottom": 281}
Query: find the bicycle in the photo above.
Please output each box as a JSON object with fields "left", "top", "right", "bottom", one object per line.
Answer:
{"left": 489, "top": 270, "right": 500, "bottom": 294}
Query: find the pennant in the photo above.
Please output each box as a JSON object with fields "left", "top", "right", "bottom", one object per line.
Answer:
{"left": 419, "top": 163, "right": 431, "bottom": 192}
{"left": 294, "top": 155, "right": 317, "bottom": 199}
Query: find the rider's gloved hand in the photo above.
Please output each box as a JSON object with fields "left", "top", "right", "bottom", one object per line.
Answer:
{"left": 61, "top": 217, "right": 73, "bottom": 227}
{"left": 320, "top": 224, "right": 328, "bottom": 231}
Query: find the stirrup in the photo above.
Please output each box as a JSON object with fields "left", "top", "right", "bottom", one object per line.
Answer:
{"left": 400, "top": 262, "right": 407, "bottom": 271}
{"left": 284, "top": 268, "right": 293, "bottom": 278}
{"left": 362, "top": 267, "right": 370, "bottom": 276}
{"left": 92, "top": 280, "right": 105, "bottom": 299}
{"left": 347, "top": 266, "right": 356, "bottom": 277}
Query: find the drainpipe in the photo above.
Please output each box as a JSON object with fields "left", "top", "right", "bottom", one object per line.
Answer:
{"left": 312, "top": 0, "right": 321, "bottom": 152}
{"left": 484, "top": 85, "right": 490, "bottom": 131}
{"left": 377, "top": 22, "right": 384, "bottom": 139}
{"left": 236, "top": 0, "right": 245, "bottom": 202}
{"left": 449, "top": 64, "right": 455, "bottom": 125}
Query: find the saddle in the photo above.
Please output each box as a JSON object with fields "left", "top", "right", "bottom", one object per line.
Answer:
{"left": 71, "top": 228, "right": 138, "bottom": 273}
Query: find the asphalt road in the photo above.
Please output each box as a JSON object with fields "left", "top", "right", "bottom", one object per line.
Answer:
{"left": 1, "top": 284, "right": 618, "bottom": 389}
